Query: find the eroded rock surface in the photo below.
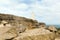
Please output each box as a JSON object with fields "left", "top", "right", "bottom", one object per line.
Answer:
{"left": 13, "top": 28, "right": 56, "bottom": 40}
{"left": 0, "top": 14, "right": 58, "bottom": 40}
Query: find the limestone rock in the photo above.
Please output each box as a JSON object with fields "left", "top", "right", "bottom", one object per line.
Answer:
{"left": 48, "top": 25, "right": 57, "bottom": 32}
{"left": 55, "top": 37, "right": 60, "bottom": 40}
{"left": 0, "top": 14, "right": 46, "bottom": 30}
{"left": 0, "top": 14, "right": 56, "bottom": 40}
{"left": 0, "top": 26, "right": 18, "bottom": 40}
{"left": 13, "top": 28, "right": 55, "bottom": 40}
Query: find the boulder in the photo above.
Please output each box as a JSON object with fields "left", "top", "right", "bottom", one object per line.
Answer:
{"left": 48, "top": 25, "right": 57, "bottom": 32}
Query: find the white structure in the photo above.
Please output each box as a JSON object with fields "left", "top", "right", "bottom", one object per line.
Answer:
{"left": 31, "top": 12, "right": 35, "bottom": 20}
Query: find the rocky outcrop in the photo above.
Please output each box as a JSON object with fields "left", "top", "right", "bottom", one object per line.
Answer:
{"left": 0, "top": 14, "right": 46, "bottom": 29}
{"left": 13, "top": 28, "right": 56, "bottom": 40}
{"left": 48, "top": 25, "right": 57, "bottom": 32}
{"left": 0, "top": 23, "right": 18, "bottom": 40}
{"left": 0, "top": 14, "right": 58, "bottom": 40}
{"left": 55, "top": 37, "right": 60, "bottom": 40}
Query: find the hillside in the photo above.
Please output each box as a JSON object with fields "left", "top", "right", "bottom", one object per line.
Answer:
{"left": 0, "top": 14, "right": 60, "bottom": 40}
{"left": 0, "top": 14, "right": 46, "bottom": 29}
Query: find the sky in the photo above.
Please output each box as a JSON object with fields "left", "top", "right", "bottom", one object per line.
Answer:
{"left": 0, "top": 0, "right": 60, "bottom": 25}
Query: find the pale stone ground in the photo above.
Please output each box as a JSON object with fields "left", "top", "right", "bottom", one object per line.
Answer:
{"left": 55, "top": 38, "right": 60, "bottom": 40}
{"left": 13, "top": 28, "right": 53, "bottom": 40}
{"left": 0, "top": 21, "right": 59, "bottom": 40}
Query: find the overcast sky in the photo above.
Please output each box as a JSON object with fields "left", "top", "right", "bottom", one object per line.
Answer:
{"left": 0, "top": 0, "right": 60, "bottom": 25}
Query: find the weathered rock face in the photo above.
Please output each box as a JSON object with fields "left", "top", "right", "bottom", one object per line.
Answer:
{"left": 0, "top": 22, "right": 18, "bottom": 40}
{"left": 48, "top": 25, "right": 57, "bottom": 32}
{"left": 13, "top": 28, "right": 56, "bottom": 40}
{"left": 0, "top": 14, "right": 46, "bottom": 29}
{"left": 0, "top": 14, "right": 56, "bottom": 40}
{"left": 13, "top": 33, "right": 55, "bottom": 40}
{"left": 55, "top": 37, "right": 60, "bottom": 40}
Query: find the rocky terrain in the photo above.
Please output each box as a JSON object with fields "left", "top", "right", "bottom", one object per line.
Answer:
{"left": 0, "top": 14, "right": 60, "bottom": 40}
